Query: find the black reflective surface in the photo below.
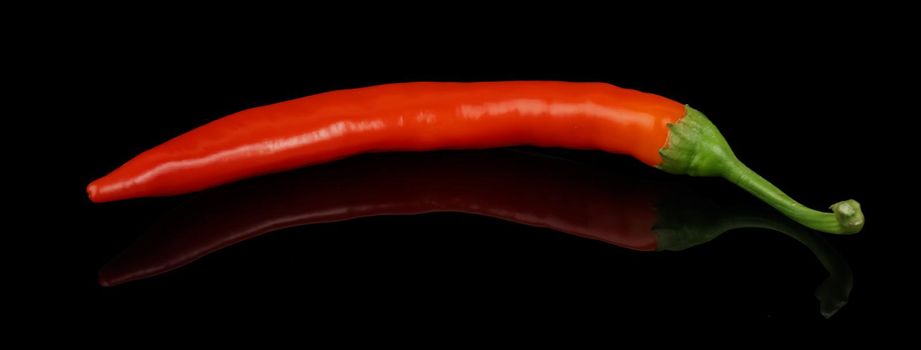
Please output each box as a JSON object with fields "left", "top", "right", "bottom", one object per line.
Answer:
{"left": 52, "top": 35, "right": 909, "bottom": 327}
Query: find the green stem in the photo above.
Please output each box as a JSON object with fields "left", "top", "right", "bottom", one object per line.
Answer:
{"left": 723, "top": 160, "right": 863, "bottom": 234}
{"left": 657, "top": 105, "right": 864, "bottom": 234}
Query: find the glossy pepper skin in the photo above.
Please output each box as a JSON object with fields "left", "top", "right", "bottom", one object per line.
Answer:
{"left": 87, "top": 82, "right": 683, "bottom": 202}
{"left": 88, "top": 81, "right": 864, "bottom": 234}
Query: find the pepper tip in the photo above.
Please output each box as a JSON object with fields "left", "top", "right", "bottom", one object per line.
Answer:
{"left": 86, "top": 182, "right": 101, "bottom": 203}
{"left": 86, "top": 182, "right": 98, "bottom": 202}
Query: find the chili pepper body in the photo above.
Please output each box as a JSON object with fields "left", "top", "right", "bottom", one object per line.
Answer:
{"left": 87, "top": 81, "right": 864, "bottom": 234}
{"left": 87, "top": 82, "right": 683, "bottom": 202}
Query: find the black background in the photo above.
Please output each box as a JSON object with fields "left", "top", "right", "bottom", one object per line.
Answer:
{"left": 34, "top": 13, "right": 915, "bottom": 331}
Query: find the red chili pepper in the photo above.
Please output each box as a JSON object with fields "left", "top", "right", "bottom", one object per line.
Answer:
{"left": 98, "top": 151, "right": 852, "bottom": 318}
{"left": 87, "top": 82, "right": 863, "bottom": 234}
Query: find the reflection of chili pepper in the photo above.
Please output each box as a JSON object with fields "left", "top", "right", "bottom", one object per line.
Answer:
{"left": 100, "top": 150, "right": 662, "bottom": 287}
{"left": 99, "top": 150, "right": 851, "bottom": 317}
{"left": 87, "top": 82, "right": 862, "bottom": 234}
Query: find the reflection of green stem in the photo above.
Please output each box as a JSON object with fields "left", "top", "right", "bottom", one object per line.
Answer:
{"left": 719, "top": 214, "right": 852, "bottom": 318}
{"left": 654, "top": 197, "right": 853, "bottom": 318}
{"left": 658, "top": 106, "right": 864, "bottom": 234}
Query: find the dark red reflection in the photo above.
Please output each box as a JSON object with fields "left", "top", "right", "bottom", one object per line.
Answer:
{"left": 100, "top": 150, "right": 664, "bottom": 286}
